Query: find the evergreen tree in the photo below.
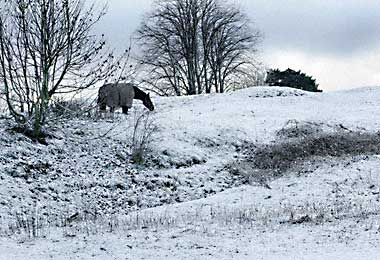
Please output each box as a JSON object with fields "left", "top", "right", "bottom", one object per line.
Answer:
{"left": 266, "top": 68, "right": 322, "bottom": 92}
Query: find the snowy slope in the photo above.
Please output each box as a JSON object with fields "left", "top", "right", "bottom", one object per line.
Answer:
{"left": 1, "top": 86, "right": 380, "bottom": 259}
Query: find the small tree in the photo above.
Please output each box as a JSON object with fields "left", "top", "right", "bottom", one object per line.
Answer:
{"left": 266, "top": 68, "right": 321, "bottom": 92}
{"left": 230, "top": 61, "right": 267, "bottom": 90}
{"left": 0, "top": 0, "right": 123, "bottom": 138}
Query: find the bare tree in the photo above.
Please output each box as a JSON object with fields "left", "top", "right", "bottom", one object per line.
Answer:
{"left": 0, "top": 0, "right": 123, "bottom": 138}
{"left": 206, "top": 5, "right": 261, "bottom": 93}
{"left": 137, "top": 0, "right": 261, "bottom": 96}
{"left": 136, "top": 4, "right": 183, "bottom": 96}
{"left": 137, "top": 0, "right": 202, "bottom": 96}
{"left": 229, "top": 60, "right": 267, "bottom": 90}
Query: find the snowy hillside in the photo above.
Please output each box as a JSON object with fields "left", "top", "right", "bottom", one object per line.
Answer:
{"left": 1, "top": 86, "right": 380, "bottom": 259}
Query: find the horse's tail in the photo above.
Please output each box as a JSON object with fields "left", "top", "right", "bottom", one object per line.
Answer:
{"left": 98, "top": 85, "right": 107, "bottom": 104}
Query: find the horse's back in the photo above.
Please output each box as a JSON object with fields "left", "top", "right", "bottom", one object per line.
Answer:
{"left": 99, "top": 83, "right": 135, "bottom": 108}
{"left": 117, "top": 83, "right": 135, "bottom": 108}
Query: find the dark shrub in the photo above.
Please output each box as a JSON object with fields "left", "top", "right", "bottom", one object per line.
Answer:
{"left": 266, "top": 68, "right": 322, "bottom": 92}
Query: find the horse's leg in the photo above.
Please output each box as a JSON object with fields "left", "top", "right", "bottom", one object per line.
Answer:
{"left": 122, "top": 106, "right": 129, "bottom": 115}
{"left": 109, "top": 107, "right": 115, "bottom": 119}
{"left": 98, "top": 103, "right": 107, "bottom": 119}
{"left": 99, "top": 103, "right": 107, "bottom": 111}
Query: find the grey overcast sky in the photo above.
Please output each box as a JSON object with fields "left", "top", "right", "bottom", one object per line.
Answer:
{"left": 98, "top": 0, "right": 380, "bottom": 91}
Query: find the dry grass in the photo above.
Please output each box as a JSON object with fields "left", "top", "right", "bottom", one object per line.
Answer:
{"left": 225, "top": 121, "right": 380, "bottom": 188}
{"left": 251, "top": 132, "right": 380, "bottom": 174}
{"left": 129, "top": 111, "right": 157, "bottom": 164}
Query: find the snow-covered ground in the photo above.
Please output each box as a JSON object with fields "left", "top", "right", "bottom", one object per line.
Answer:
{"left": 1, "top": 86, "right": 380, "bottom": 259}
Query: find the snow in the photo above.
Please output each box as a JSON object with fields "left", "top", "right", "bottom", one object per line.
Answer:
{"left": 1, "top": 86, "right": 380, "bottom": 259}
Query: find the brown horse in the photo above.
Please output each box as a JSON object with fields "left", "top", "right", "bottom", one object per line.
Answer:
{"left": 98, "top": 83, "right": 154, "bottom": 114}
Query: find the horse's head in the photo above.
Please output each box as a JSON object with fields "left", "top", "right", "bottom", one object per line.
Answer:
{"left": 143, "top": 93, "right": 155, "bottom": 111}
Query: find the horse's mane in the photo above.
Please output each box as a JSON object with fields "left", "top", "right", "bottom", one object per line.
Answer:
{"left": 133, "top": 85, "right": 148, "bottom": 100}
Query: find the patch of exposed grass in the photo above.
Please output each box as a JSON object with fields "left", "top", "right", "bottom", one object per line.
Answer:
{"left": 250, "top": 131, "right": 380, "bottom": 175}
{"left": 228, "top": 121, "right": 380, "bottom": 180}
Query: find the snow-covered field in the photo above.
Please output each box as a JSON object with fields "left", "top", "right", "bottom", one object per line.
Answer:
{"left": 1, "top": 86, "right": 380, "bottom": 259}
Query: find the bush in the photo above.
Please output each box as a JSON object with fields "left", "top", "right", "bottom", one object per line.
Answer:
{"left": 266, "top": 68, "right": 322, "bottom": 92}
{"left": 49, "top": 97, "right": 97, "bottom": 119}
